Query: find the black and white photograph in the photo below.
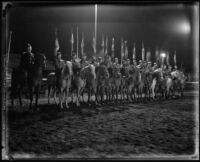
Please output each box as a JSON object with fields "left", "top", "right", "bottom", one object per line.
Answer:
{"left": 1, "top": 1, "right": 199, "bottom": 160}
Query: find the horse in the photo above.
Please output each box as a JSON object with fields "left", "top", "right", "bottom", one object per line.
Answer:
{"left": 122, "top": 67, "right": 139, "bottom": 103}
{"left": 137, "top": 69, "right": 146, "bottom": 102}
{"left": 165, "top": 74, "right": 174, "bottom": 98}
{"left": 171, "top": 70, "right": 186, "bottom": 97}
{"left": 56, "top": 61, "right": 73, "bottom": 109}
{"left": 108, "top": 66, "right": 122, "bottom": 103}
{"left": 151, "top": 68, "right": 162, "bottom": 100}
{"left": 96, "top": 64, "right": 110, "bottom": 104}
{"left": 120, "top": 66, "right": 130, "bottom": 102}
{"left": 71, "top": 62, "right": 86, "bottom": 107}
{"left": 10, "top": 67, "right": 27, "bottom": 108}
{"left": 144, "top": 70, "right": 153, "bottom": 101}
{"left": 80, "top": 64, "right": 97, "bottom": 104}
{"left": 47, "top": 72, "right": 57, "bottom": 104}
{"left": 27, "top": 53, "right": 46, "bottom": 111}
{"left": 151, "top": 68, "right": 173, "bottom": 100}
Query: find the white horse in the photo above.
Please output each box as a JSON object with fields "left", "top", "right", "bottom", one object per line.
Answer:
{"left": 171, "top": 70, "right": 186, "bottom": 96}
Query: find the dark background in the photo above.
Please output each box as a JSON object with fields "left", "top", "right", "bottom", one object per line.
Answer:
{"left": 5, "top": 3, "right": 198, "bottom": 73}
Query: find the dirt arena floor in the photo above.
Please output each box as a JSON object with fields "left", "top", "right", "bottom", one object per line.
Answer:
{"left": 5, "top": 88, "right": 199, "bottom": 159}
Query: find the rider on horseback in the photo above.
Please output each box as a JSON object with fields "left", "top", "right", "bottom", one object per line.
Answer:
{"left": 19, "top": 43, "right": 35, "bottom": 83}
{"left": 112, "top": 58, "right": 121, "bottom": 78}
{"left": 54, "top": 51, "right": 66, "bottom": 87}
{"left": 80, "top": 55, "right": 89, "bottom": 68}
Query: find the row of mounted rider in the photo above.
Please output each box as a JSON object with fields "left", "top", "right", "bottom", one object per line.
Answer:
{"left": 10, "top": 43, "right": 186, "bottom": 110}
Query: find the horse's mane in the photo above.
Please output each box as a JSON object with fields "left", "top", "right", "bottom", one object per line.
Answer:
{"left": 97, "top": 64, "right": 109, "bottom": 78}
{"left": 34, "top": 53, "right": 46, "bottom": 67}
{"left": 81, "top": 64, "right": 96, "bottom": 79}
{"left": 62, "top": 61, "right": 73, "bottom": 76}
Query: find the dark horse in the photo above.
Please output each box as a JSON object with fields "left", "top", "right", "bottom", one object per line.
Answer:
{"left": 28, "top": 53, "right": 46, "bottom": 111}
{"left": 10, "top": 67, "right": 27, "bottom": 108}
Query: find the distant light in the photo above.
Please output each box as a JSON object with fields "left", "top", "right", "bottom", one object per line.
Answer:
{"left": 179, "top": 21, "right": 191, "bottom": 34}
{"left": 161, "top": 53, "right": 166, "bottom": 58}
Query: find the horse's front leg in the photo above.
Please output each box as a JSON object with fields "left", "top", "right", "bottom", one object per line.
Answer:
{"left": 48, "top": 85, "right": 51, "bottom": 104}
{"left": 116, "top": 87, "right": 119, "bottom": 103}
{"left": 95, "top": 86, "right": 99, "bottom": 104}
{"left": 76, "top": 88, "right": 81, "bottom": 107}
{"left": 65, "top": 87, "right": 70, "bottom": 109}
{"left": 18, "top": 87, "right": 22, "bottom": 108}
{"left": 59, "top": 89, "right": 63, "bottom": 109}
{"left": 35, "top": 86, "right": 40, "bottom": 111}
{"left": 29, "top": 86, "right": 33, "bottom": 111}
{"left": 87, "top": 87, "right": 91, "bottom": 104}
{"left": 54, "top": 87, "right": 59, "bottom": 105}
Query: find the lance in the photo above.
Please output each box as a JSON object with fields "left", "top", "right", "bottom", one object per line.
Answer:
{"left": 142, "top": 42, "right": 145, "bottom": 61}
{"left": 121, "top": 38, "right": 124, "bottom": 65}
{"left": 81, "top": 32, "right": 84, "bottom": 57}
{"left": 111, "top": 37, "right": 115, "bottom": 59}
{"left": 94, "top": 4, "right": 97, "bottom": 58}
{"left": 77, "top": 26, "right": 79, "bottom": 58}
{"left": 174, "top": 50, "right": 177, "bottom": 66}
{"left": 70, "top": 28, "right": 74, "bottom": 59}
{"left": 132, "top": 42, "right": 136, "bottom": 61}
{"left": 105, "top": 36, "right": 108, "bottom": 56}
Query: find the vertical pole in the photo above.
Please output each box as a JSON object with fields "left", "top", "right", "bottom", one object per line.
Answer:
{"left": 6, "top": 31, "right": 12, "bottom": 73}
{"left": 77, "top": 26, "right": 78, "bottom": 58}
{"left": 95, "top": 4, "right": 97, "bottom": 58}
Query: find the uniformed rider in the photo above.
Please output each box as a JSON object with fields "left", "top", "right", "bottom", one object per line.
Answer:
{"left": 80, "top": 55, "right": 89, "bottom": 68}
{"left": 54, "top": 51, "right": 66, "bottom": 87}
{"left": 20, "top": 43, "right": 35, "bottom": 73}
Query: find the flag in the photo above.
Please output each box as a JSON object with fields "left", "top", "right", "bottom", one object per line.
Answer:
{"left": 174, "top": 51, "right": 177, "bottom": 65}
{"left": 124, "top": 40, "right": 128, "bottom": 59}
{"left": 132, "top": 43, "right": 136, "bottom": 60}
{"left": 70, "top": 29, "right": 74, "bottom": 52}
{"left": 105, "top": 36, "right": 108, "bottom": 56}
{"left": 166, "top": 52, "right": 169, "bottom": 65}
{"left": 111, "top": 38, "right": 115, "bottom": 58}
{"left": 92, "top": 32, "right": 96, "bottom": 54}
{"left": 142, "top": 42, "right": 145, "bottom": 61}
{"left": 146, "top": 51, "right": 151, "bottom": 62}
{"left": 121, "top": 39, "right": 124, "bottom": 64}
{"left": 81, "top": 33, "right": 84, "bottom": 57}
{"left": 54, "top": 29, "right": 60, "bottom": 52}
{"left": 101, "top": 34, "right": 105, "bottom": 52}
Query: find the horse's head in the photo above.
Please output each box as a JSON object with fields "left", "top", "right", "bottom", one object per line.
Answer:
{"left": 108, "top": 67, "right": 114, "bottom": 77}
{"left": 34, "top": 53, "right": 46, "bottom": 69}
{"left": 98, "top": 65, "right": 109, "bottom": 79}
{"left": 81, "top": 64, "right": 96, "bottom": 80}
{"left": 62, "top": 61, "right": 73, "bottom": 77}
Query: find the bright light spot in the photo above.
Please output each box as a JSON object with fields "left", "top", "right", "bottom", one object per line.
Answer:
{"left": 161, "top": 53, "right": 166, "bottom": 58}
{"left": 179, "top": 21, "right": 191, "bottom": 34}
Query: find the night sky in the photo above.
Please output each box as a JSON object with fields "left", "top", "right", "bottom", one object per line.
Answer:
{"left": 5, "top": 3, "right": 198, "bottom": 73}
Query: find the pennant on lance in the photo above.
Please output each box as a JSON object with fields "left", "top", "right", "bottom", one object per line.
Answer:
{"left": 92, "top": 32, "right": 96, "bottom": 54}
{"left": 173, "top": 50, "right": 177, "bottom": 66}
{"left": 70, "top": 28, "right": 74, "bottom": 58}
{"left": 81, "top": 32, "right": 84, "bottom": 57}
{"left": 54, "top": 28, "right": 60, "bottom": 52}
{"left": 105, "top": 36, "right": 108, "bottom": 56}
{"left": 132, "top": 42, "right": 136, "bottom": 61}
{"left": 121, "top": 39, "right": 124, "bottom": 65}
{"left": 124, "top": 40, "right": 128, "bottom": 59}
{"left": 146, "top": 50, "right": 151, "bottom": 62}
{"left": 111, "top": 38, "right": 115, "bottom": 58}
{"left": 142, "top": 42, "right": 145, "bottom": 61}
